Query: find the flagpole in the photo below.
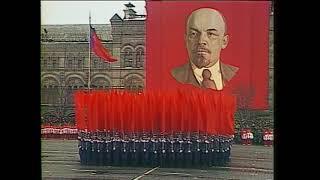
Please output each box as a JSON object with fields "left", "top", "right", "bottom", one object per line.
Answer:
{"left": 88, "top": 11, "right": 91, "bottom": 91}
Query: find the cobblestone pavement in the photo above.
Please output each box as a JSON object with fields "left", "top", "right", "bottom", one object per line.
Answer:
{"left": 42, "top": 139, "right": 273, "bottom": 180}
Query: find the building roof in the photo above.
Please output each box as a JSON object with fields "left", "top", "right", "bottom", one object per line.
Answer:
{"left": 110, "top": 13, "right": 123, "bottom": 22}
{"left": 124, "top": 2, "right": 135, "bottom": 8}
{"left": 127, "top": 8, "right": 137, "bottom": 14}
{"left": 41, "top": 24, "right": 112, "bottom": 42}
{"left": 125, "top": 17, "right": 146, "bottom": 21}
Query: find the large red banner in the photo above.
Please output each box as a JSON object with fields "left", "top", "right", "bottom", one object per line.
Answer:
{"left": 146, "top": 1, "right": 270, "bottom": 109}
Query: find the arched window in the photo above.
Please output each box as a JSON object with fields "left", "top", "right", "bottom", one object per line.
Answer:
{"left": 92, "top": 57, "right": 105, "bottom": 69}
{"left": 66, "top": 56, "right": 74, "bottom": 69}
{"left": 91, "top": 77, "right": 110, "bottom": 89}
{"left": 77, "top": 57, "right": 84, "bottom": 70}
{"left": 45, "top": 54, "right": 59, "bottom": 70}
{"left": 41, "top": 57, "right": 48, "bottom": 69}
{"left": 136, "top": 48, "right": 144, "bottom": 68}
{"left": 93, "top": 58, "right": 99, "bottom": 69}
{"left": 123, "top": 47, "right": 133, "bottom": 68}
{"left": 52, "top": 57, "right": 58, "bottom": 69}
{"left": 47, "top": 57, "right": 53, "bottom": 69}
{"left": 41, "top": 77, "right": 60, "bottom": 105}
{"left": 65, "top": 77, "right": 84, "bottom": 104}
{"left": 124, "top": 76, "right": 144, "bottom": 92}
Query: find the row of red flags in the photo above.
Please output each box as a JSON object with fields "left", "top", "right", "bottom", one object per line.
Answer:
{"left": 75, "top": 89, "right": 236, "bottom": 136}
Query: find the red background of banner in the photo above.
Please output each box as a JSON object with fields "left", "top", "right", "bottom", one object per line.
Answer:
{"left": 146, "top": 1, "right": 270, "bottom": 109}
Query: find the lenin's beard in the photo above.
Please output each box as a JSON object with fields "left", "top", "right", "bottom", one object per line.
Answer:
{"left": 190, "top": 50, "right": 212, "bottom": 69}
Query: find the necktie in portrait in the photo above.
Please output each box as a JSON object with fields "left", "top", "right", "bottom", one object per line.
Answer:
{"left": 201, "top": 69, "right": 216, "bottom": 89}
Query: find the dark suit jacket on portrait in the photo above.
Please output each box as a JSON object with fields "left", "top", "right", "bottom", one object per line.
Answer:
{"left": 171, "top": 62, "right": 239, "bottom": 90}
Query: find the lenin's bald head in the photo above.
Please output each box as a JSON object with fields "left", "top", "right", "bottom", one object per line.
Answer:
{"left": 186, "top": 8, "right": 229, "bottom": 68}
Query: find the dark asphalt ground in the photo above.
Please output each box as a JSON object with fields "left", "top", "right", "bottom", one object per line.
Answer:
{"left": 41, "top": 139, "right": 273, "bottom": 180}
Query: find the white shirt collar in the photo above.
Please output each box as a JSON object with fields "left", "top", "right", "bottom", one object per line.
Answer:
{"left": 190, "top": 60, "right": 221, "bottom": 84}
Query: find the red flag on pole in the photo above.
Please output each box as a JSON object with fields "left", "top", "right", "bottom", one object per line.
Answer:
{"left": 90, "top": 25, "right": 117, "bottom": 62}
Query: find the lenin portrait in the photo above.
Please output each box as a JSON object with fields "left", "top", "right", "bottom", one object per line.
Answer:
{"left": 171, "top": 8, "right": 239, "bottom": 91}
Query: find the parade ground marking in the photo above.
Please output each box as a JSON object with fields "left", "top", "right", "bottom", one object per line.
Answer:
{"left": 132, "top": 166, "right": 160, "bottom": 180}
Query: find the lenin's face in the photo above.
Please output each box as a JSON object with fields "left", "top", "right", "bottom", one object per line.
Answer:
{"left": 186, "top": 8, "right": 229, "bottom": 69}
